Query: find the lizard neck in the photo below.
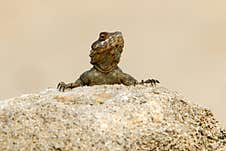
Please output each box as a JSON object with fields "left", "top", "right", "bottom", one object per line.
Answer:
{"left": 91, "top": 48, "right": 121, "bottom": 73}
{"left": 94, "top": 64, "right": 118, "bottom": 73}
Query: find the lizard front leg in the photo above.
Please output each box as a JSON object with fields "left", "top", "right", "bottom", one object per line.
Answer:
{"left": 119, "top": 72, "right": 160, "bottom": 87}
{"left": 57, "top": 79, "right": 83, "bottom": 92}
{"left": 119, "top": 72, "right": 138, "bottom": 86}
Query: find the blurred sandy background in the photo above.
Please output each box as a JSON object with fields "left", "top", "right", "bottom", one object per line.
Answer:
{"left": 0, "top": 0, "right": 225, "bottom": 126}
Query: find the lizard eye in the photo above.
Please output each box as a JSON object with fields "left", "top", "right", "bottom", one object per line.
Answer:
{"left": 99, "top": 32, "right": 108, "bottom": 41}
{"left": 99, "top": 34, "right": 105, "bottom": 41}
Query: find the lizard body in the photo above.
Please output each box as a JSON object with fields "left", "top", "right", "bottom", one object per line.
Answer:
{"left": 57, "top": 31, "right": 159, "bottom": 91}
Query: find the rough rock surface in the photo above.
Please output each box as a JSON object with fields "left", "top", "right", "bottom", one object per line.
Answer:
{"left": 0, "top": 85, "right": 225, "bottom": 151}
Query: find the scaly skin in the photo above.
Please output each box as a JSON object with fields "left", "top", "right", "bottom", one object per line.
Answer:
{"left": 57, "top": 31, "right": 159, "bottom": 91}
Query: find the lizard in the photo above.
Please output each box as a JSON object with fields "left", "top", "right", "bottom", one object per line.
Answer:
{"left": 57, "top": 31, "right": 159, "bottom": 91}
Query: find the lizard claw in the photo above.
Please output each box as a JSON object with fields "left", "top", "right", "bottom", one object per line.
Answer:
{"left": 57, "top": 82, "right": 62, "bottom": 89}
{"left": 141, "top": 79, "right": 160, "bottom": 86}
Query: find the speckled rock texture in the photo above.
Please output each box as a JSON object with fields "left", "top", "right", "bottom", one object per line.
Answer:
{"left": 0, "top": 85, "right": 225, "bottom": 151}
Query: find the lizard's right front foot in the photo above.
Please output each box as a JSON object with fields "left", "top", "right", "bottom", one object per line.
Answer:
{"left": 140, "top": 79, "right": 160, "bottom": 86}
{"left": 57, "top": 81, "right": 72, "bottom": 92}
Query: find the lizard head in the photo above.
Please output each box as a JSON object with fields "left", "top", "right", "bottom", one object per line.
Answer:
{"left": 89, "top": 31, "right": 124, "bottom": 72}
{"left": 90, "top": 31, "right": 124, "bottom": 52}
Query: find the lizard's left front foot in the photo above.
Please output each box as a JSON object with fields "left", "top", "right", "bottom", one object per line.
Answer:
{"left": 57, "top": 82, "right": 73, "bottom": 92}
{"left": 140, "top": 79, "right": 160, "bottom": 86}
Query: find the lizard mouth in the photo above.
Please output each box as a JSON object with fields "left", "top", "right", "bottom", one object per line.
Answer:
{"left": 89, "top": 49, "right": 100, "bottom": 64}
{"left": 90, "top": 57, "right": 96, "bottom": 64}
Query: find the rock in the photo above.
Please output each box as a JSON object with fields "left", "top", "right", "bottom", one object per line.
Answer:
{"left": 0, "top": 85, "right": 225, "bottom": 150}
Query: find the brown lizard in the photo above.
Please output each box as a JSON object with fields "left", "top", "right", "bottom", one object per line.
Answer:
{"left": 57, "top": 31, "right": 159, "bottom": 91}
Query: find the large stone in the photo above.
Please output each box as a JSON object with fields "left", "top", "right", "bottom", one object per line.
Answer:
{"left": 0, "top": 85, "right": 225, "bottom": 150}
